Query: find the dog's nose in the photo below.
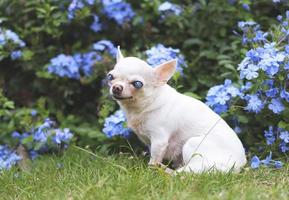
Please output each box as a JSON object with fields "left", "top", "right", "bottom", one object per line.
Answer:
{"left": 112, "top": 84, "right": 123, "bottom": 95}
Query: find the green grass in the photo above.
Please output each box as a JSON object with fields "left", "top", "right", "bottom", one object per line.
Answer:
{"left": 1, "top": 146, "right": 289, "bottom": 200}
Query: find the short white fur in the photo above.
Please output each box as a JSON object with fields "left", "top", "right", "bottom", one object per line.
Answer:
{"left": 108, "top": 48, "right": 247, "bottom": 173}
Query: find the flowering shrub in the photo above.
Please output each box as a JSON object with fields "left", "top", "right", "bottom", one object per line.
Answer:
{"left": 206, "top": 10, "right": 289, "bottom": 168}
{"left": 0, "top": 28, "right": 25, "bottom": 60}
{"left": 0, "top": 145, "right": 21, "bottom": 171}
{"left": 1, "top": 0, "right": 289, "bottom": 171}
{"left": 0, "top": 116, "right": 73, "bottom": 171}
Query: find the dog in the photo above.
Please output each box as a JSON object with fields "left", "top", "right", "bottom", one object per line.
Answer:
{"left": 107, "top": 47, "right": 247, "bottom": 173}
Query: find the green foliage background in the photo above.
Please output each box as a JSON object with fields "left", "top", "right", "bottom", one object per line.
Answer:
{"left": 1, "top": 0, "right": 288, "bottom": 152}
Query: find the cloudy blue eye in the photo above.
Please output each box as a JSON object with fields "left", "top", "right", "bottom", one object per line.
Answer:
{"left": 107, "top": 74, "right": 114, "bottom": 81}
{"left": 132, "top": 81, "right": 143, "bottom": 89}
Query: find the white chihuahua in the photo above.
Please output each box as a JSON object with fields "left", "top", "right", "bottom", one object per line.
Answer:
{"left": 107, "top": 47, "right": 247, "bottom": 173}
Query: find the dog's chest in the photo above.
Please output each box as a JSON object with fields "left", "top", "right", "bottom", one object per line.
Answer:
{"left": 127, "top": 115, "right": 150, "bottom": 144}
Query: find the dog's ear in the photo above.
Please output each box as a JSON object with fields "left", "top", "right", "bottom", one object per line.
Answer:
{"left": 116, "top": 46, "right": 124, "bottom": 63}
{"left": 154, "top": 59, "right": 177, "bottom": 85}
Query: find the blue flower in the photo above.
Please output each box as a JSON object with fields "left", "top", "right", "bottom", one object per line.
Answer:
{"left": 29, "top": 150, "right": 38, "bottom": 160}
{"left": 68, "top": 0, "right": 84, "bottom": 19}
{"left": 253, "top": 31, "right": 268, "bottom": 43}
{"left": 242, "top": 4, "right": 250, "bottom": 11}
{"left": 93, "top": 40, "right": 116, "bottom": 56}
{"left": 264, "top": 126, "right": 275, "bottom": 145}
{"left": 279, "top": 131, "right": 289, "bottom": 143}
{"left": 0, "top": 28, "right": 25, "bottom": 61}
{"left": 31, "top": 109, "right": 37, "bottom": 116}
{"left": 244, "top": 94, "right": 264, "bottom": 113}
{"left": 240, "top": 63, "right": 259, "bottom": 80}
{"left": 206, "top": 79, "right": 241, "bottom": 114}
{"left": 280, "top": 142, "right": 289, "bottom": 152}
{"left": 33, "top": 118, "right": 55, "bottom": 142}
{"left": 0, "top": 145, "right": 21, "bottom": 171}
{"left": 285, "top": 45, "right": 289, "bottom": 53}
{"left": 260, "top": 152, "right": 272, "bottom": 165}
{"left": 280, "top": 89, "right": 289, "bottom": 102}
{"left": 48, "top": 54, "right": 80, "bottom": 79}
{"left": 74, "top": 52, "right": 101, "bottom": 76}
{"left": 4, "top": 29, "right": 26, "bottom": 47}
{"left": 251, "top": 152, "right": 283, "bottom": 169}
{"left": 250, "top": 156, "right": 260, "bottom": 169}
{"left": 102, "top": 110, "right": 131, "bottom": 138}
{"left": 158, "top": 2, "right": 182, "bottom": 19}
{"left": 67, "top": 0, "right": 95, "bottom": 19}
{"left": 52, "top": 128, "right": 73, "bottom": 144}
{"left": 90, "top": 15, "right": 102, "bottom": 32}
{"left": 101, "top": 0, "right": 135, "bottom": 26}
{"left": 246, "top": 49, "right": 261, "bottom": 62}
{"left": 274, "top": 161, "right": 283, "bottom": 168}
{"left": 265, "top": 87, "right": 278, "bottom": 98}
{"left": 10, "top": 50, "right": 22, "bottom": 60}
{"left": 268, "top": 98, "right": 284, "bottom": 114}
{"left": 146, "top": 44, "right": 187, "bottom": 75}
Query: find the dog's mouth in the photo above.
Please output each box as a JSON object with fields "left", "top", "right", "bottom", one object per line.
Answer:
{"left": 112, "top": 94, "right": 133, "bottom": 100}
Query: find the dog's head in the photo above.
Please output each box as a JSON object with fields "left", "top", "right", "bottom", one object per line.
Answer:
{"left": 107, "top": 47, "right": 177, "bottom": 103}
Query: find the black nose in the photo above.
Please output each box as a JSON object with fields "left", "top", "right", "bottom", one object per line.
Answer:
{"left": 112, "top": 84, "right": 123, "bottom": 95}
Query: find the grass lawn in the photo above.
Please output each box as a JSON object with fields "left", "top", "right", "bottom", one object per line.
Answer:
{"left": 1, "top": 146, "right": 289, "bottom": 200}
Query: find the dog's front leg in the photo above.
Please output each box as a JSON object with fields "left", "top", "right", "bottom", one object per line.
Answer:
{"left": 148, "top": 129, "right": 169, "bottom": 166}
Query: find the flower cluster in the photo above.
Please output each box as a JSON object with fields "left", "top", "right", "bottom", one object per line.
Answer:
{"left": 12, "top": 118, "right": 73, "bottom": 156}
{"left": 47, "top": 40, "right": 115, "bottom": 79}
{"left": 92, "top": 40, "right": 116, "bottom": 56}
{"left": 206, "top": 11, "right": 289, "bottom": 169}
{"left": 145, "top": 44, "right": 187, "bottom": 75}
{"left": 251, "top": 152, "right": 282, "bottom": 169}
{"left": 0, "top": 145, "right": 21, "bottom": 171}
{"left": 237, "top": 21, "right": 268, "bottom": 44}
{"left": 67, "top": 0, "right": 95, "bottom": 20}
{"left": 206, "top": 79, "right": 242, "bottom": 114}
{"left": 0, "top": 28, "right": 25, "bottom": 61}
{"left": 48, "top": 54, "right": 80, "bottom": 79}
{"left": 158, "top": 2, "right": 182, "bottom": 19}
{"left": 103, "top": 110, "right": 131, "bottom": 138}
{"left": 101, "top": 0, "right": 135, "bottom": 26}
{"left": 264, "top": 126, "right": 289, "bottom": 153}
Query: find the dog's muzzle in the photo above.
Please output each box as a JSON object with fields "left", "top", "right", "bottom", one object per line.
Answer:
{"left": 112, "top": 84, "right": 123, "bottom": 95}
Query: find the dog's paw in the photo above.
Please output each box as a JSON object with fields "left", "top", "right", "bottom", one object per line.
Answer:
{"left": 148, "top": 159, "right": 161, "bottom": 167}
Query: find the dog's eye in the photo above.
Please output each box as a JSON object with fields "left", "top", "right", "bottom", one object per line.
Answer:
{"left": 131, "top": 81, "right": 143, "bottom": 89}
{"left": 107, "top": 74, "right": 114, "bottom": 81}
